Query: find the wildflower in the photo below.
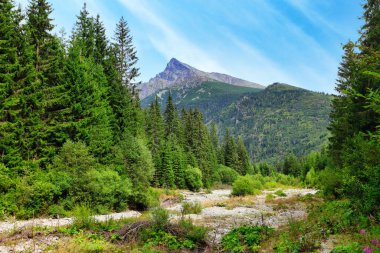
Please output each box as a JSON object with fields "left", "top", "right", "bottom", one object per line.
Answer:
{"left": 360, "top": 229, "right": 366, "bottom": 234}
{"left": 370, "top": 239, "right": 378, "bottom": 246}
{"left": 363, "top": 246, "right": 372, "bottom": 253}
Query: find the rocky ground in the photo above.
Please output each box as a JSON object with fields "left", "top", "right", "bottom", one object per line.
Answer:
{"left": 0, "top": 187, "right": 318, "bottom": 252}
{"left": 167, "top": 188, "right": 317, "bottom": 243}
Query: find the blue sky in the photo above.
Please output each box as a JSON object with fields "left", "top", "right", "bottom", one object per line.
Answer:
{"left": 16, "top": 0, "right": 363, "bottom": 93}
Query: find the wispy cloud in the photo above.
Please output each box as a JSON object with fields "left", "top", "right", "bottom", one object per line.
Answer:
{"left": 285, "top": 0, "right": 347, "bottom": 37}
{"left": 118, "top": 0, "right": 227, "bottom": 74}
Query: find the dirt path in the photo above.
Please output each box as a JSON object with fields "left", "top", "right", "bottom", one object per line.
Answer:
{"left": 0, "top": 210, "right": 141, "bottom": 234}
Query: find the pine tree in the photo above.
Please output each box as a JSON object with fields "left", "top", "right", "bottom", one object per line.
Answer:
{"left": 94, "top": 14, "right": 107, "bottom": 65}
{"left": 223, "top": 129, "right": 239, "bottom": 171}
{"left": 63, "top": 43, "right": 114, "bottom": 159}
{"left": 26, "top": 0, "right": 54, "bottom": 73}
{"left": 164, "top": 92, "right": 181, "bottom": 138}
{"left": 167, "top": 133, "right": 186, "bottom": 188}
{"left": 236, "top": 136, "right": 251, "bottom": 175}
{"left": 73, "top": 3, "right": 94, "bottom": 58}
{"left": 329, "top": 0, "right": 380, "bottom": 164}
{"left": 210, "top": 123, "right": 224, "bottom": 164}
{"left": 113, "top": 17, "right": 139, "bottom": 93}
{"left": 0, "top": 0, "right": 22, "bottom": 166}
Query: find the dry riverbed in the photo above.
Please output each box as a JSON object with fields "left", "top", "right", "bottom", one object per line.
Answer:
{"left": 0, "top": 187, "right": 317, "bottom": 252}
{"left": 167, "top": 188, "right": 317, "bottom": 243}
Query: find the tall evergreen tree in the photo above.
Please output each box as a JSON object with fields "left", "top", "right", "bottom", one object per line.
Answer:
{"left": 26, "top": 0, "right": 54, "bottom": 73}
{"left": 236, "top": 136, "right": 252, "bottom": 175}
{"left": 63, "top": 43, "right": 114, "bottom": 159}
{"left": 223, "top": 129, "right": 239, "bottom": 171}
{"left": 93, "top": 14, "right": 107, "bottom": 65}
{"left": 329, "top": 0, "right": 380, "bottom": 164}
{"left": 113, "top": 16, "right": 139, "bottom": 93}
{"left": 0, "top": 0, "right": 22, "bottom": 166}
{"left": 73, "top": 3, "right": 94, "bottom": 58}
{"left": 164, "top": 92, "right": 181, "bottom": 138}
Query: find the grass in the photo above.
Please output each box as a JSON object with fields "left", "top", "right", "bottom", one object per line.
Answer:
{"left": 181, "top": 202, "right": 202, "bottom": 215}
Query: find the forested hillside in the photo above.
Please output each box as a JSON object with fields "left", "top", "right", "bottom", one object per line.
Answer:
{"left": 0, "top": 0, "right": 254, "bottom": 218}
{"left": 143, "top": 80, "right": 332, "bottom": 163}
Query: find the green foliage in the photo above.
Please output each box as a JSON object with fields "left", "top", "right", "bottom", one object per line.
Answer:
{"left": 330, "top": 243, "right": 362, "bottom": 253}
{"left": 274, "top": 190, "right": 286, "bottom": 197}
{"left": 151, "top": 207, "right": 169, "bottom": 231}
{"left": 231, "top": 175, "right": 262, "bottom": 196}
{"left": 184, "top": 166, "right": 203, "bottom": 192}
{"left": 181, "top": 202, "right": 202, "bottom": 215}
{"left": 217, "top": 165, "right": 240, "bottom": 185}
{"left": 178, "top": 218, "right": 207, "bottom": 244}
{"left": 143, "top": 230, "right": 195, "bottom": 251}
{"left": 221, "top": 226, "right": 273, "bottom": 253}
{"left": 143, "top": 82, "right": 332, "bottom": 164}
{"left": 72, "top": 203, "right": 95, "bottom": 229}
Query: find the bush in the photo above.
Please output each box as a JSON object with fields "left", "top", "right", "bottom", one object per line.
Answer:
{"left": 274, "top": 190, "right": 287, "bottom": 197}
{"left": 179, "top": 218, "right": 207, "bottom": 245}
{"left": 184, "top": 166, "right": 203, "bottom": 192}
{"left": 72, "top": 203, "right": 95, "bottom": 229}
{"left": 151, "top": 207, "right": 169, "bottom": 231}
{"left": 221, "top": 226, "right": 273, "bottom": 252}
{"left": 217, "top": 165, "right": 239, "bottom": 185}
{"left": 181, "top": 202, "right": 202, "bottom": 215}
{"left": 232, "top": 175, "right": 262, "bottom": 196}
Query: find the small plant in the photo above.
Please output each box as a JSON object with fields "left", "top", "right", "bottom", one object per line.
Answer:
{"left": 221, "top": 225, "right": 273, "bottom": 252}
{"left": 151, "top": 207, "right": 169, "bottom": 231}
{"left": 274, "top": 190, "right": 287, "bottom": 197}
{"left": 181, "top": 201, "right": 202, "bottom": 215}
{"left": 72, "top": 203, "right": 95, "bottom": 229}
{"left": 179, "top": 218, "right": 207, "bottom": 245}
{"left": 265, "top": 193, "right": 275, "bottom": 202}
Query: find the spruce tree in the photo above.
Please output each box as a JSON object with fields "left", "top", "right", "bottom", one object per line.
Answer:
{"left": 73, "top": 3, "right": 94, "bottom": 58}
{"left": 113, "top": 16, "right": 139, "bottom": 93}
{"left": 26, "top": 0, "right": 54, "bottom": 73}
{"left": 0, "top": 0, "right": 22, "bottom": 166}
{"left": 223, "top": 129, "right": 239, "bottom": 171}
{"left": 94, "top": 14, "right": 107, "bottom": 65}
{"left": 164, "top": 92, "right": 181, "bottom": 138}
{"left": 63, "top": 42, "right": 114, "bottom": 159}
{"left": 236, "top": 136, "right": 251, "bottom": 175}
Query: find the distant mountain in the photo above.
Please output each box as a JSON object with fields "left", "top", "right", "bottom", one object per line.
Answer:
{"left": 141, "top": 59, "right": 332, "bottom": 163}
{"left": 139, "top": 58, "right": 264, "bottom": 99}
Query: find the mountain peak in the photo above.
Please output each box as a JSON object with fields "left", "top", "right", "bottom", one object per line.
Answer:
{"left": 139, "top": 58, "right": 265, "bottom": 99}
{"left": 165, "top": 58, "right": 190, "bottom": 72}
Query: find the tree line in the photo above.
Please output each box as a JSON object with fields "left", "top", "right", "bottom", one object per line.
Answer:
{"left": 0, "top": 0, "right": 253, "bottom": 218}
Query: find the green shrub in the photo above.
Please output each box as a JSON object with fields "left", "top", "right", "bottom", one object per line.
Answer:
{"left": 221, "top": 226, "right": 273, "bottom": 252}
{"left": 72, "top": 203, "right": 95, "bottom": 229}
{"left": 184, "top": 166, "right": 203, "bottom": 192}
{"left": 232, "top": 175, "right": 262, "bottom": 196}
{"left": 178, "top": 218, "right": 207, "bottom": 245}
{"left": 274, "top": 190, "right": 287, "bottom": 197}
{"left": 217, "top": 165, "right": 239, "bottom": 185}
{"left": 151, "top": 207, "right": 169, "bottom": 231}
{"left": 181, "top": 202, "right": 202, "bottom": 215}
{"left": 265, "top": 193, "right": 275, "bottom": 202}
{"left": 330, "top": 243, "right": 362, "bottom": 253}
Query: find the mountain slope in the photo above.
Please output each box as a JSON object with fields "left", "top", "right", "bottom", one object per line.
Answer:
{"left": 213, "top": 83, "right": 332, "bottom": 163}
{"left": 141, "top": 59, "right": 332, "bottom": 163}
{"left": 139, "top": 58, "right": 264, "bottom": 99}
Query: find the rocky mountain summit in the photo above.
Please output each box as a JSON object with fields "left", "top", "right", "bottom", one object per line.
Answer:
{"left": 139, "top": 58, "right": 264, "bottom": 99}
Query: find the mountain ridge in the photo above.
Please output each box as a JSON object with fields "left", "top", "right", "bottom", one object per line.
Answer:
{"left": 139, "top": 58, "right": 265, "bottom": 99}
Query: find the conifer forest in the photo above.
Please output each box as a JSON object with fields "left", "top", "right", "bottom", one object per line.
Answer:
{"left": 0, "top": 0, "right": 379, "bottom": 252}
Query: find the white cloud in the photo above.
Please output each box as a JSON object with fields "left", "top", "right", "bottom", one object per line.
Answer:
{"left": 118, "top": 0, "right": 227, "bottom": 74}
{"left": 286, "top": 0, "right": 346, "bottom": 37}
